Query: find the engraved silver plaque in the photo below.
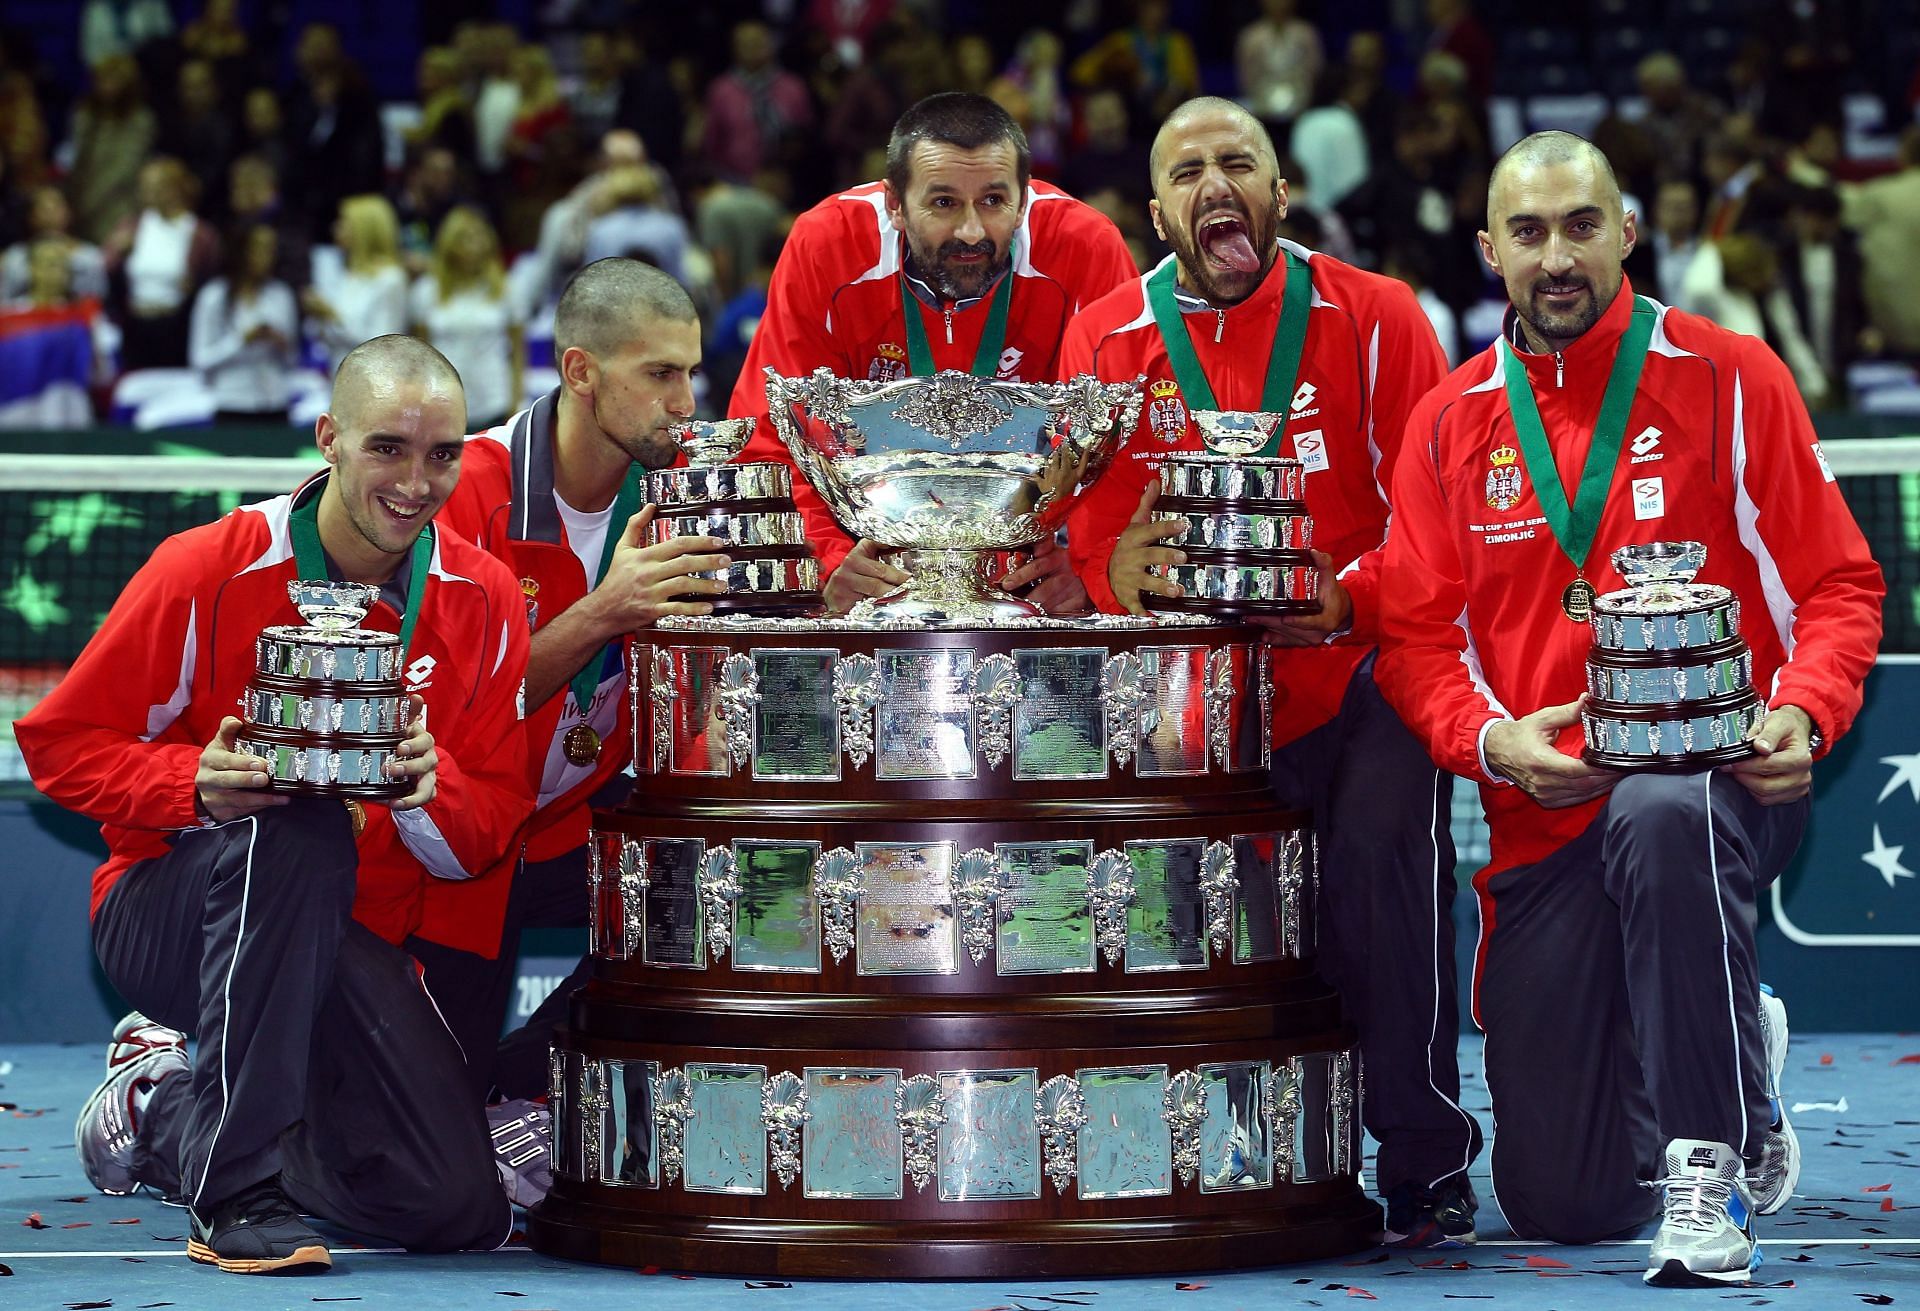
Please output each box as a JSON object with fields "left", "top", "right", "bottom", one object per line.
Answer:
{"left": 875, "top": 647, "right": 978, "bottom": 780}
{"left": 803, "top": 1068, "right": 904, "bottom": 1200}
{"left": 970, "top": 652, "right": 1020, "bottom": 770}
{"left": 937, "top": 1069, "right": 1042, "bottom": 1202}
{"left": 832, "top": 652, "right": 879, "bottom": 769}
{"left": 761, "top": 1070, "right": 809, "bottom": 1189}
{"left": 1137, "top": 646, "right": 1209, "bottom": 777}
{"left": 684, "top": 1063, "right": 769, "bottom": 1195}
{"left": 1163, "top": 1070, "right": 1209, "bottom": 1187}
{"left": 994, "top": 840, "right": 1096, "bottom": 976}
{"left": 1034, "top": 1073, "right": 1087, "bottom": 1195}
{"left": 813, "top": 846, "right": 860, "bottom": 965}
{"left": 642, "top": 837, "right": 705, "bottom": 969}
{"left": 1231, "top": 832, "right": 1282, "bottom": 964}
{"left": 603, "top": 1059, "right": 660, "bottom": 1188}
{"left": 731, "top": 839, "right": 823, "bottom": 973}
{"left": 1076, "top": 1065, "right": 1174, "bottom": 1199}
{"left": 751, "top": 647, "right": 841, "bottom": 781}
{"left": 668, "top": 646, "right": 730, "bottom": 776}
{"left": 855, "top": 841, "right": 959, "bottom": 976}
{"left": 895, "top": 1074, "right": 948, "bottom": 1192}
{"left": 1198, "top": 1060, "right": 1272, "bottom": 1192}
{"left": 1124, "top": 838, "right": 1208, "bottom": 973}
{"left": 1012, "top": 647, "right": 1108, "bottom": 781}
{"left": 950, "top": 847, "right": 1000, "bottom": 966}
{"left": 700, "top": 845, "right": 740, "bottom": 962}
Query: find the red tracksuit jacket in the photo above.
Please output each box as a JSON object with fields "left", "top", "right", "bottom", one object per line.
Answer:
{"left": 1376, "top": 281, "right": 1884, "bottom": 890}
{"left": 1063, "top": 243, "right": 1448, "bottom": 746}
{"left": 15, "top": 474, "right": 533, "bottom": 956}
{"left": 726, "top": 178, "right": 1137, "bottom": 579}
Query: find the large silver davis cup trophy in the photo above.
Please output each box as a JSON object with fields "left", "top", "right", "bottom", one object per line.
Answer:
{"left": 238, "top": 581, "right": 411, "bottom": 797}
{"left": 765, "top": 368, "right": 1144, "bottom": 623}
{"left": 1582, "top": 541, "right": 1764, "bottom": 770}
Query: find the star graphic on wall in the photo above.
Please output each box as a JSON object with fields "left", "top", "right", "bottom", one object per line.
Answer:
{"left": 1862, "top": 824, "right": 1916, "bottom": 889}
{"left": 1879, "top": 752, "right": 1920, "bottom": 804}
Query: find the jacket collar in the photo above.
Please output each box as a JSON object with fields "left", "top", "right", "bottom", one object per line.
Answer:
{"left": 1502, "top": 274, "right": 1638, "bottom": 378}
{"left": 507, "top": 388, "right": 564, "bottom": 544}
{"left": 1168, "top": 240, "right": 1297, "bottom": 320}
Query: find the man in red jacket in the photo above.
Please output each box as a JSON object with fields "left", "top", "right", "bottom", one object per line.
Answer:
{"left": 17, "top": 336, "right": 532, "bottom": 1274}
{"left": 430, "top": 259, "right": 723, "bottom": 1125}
{"left": 1376, "top": 132, "right": 1884, "bottom": 1285}
{"left": 726, "top": 91, "right": 1137, "bottom": 614}
{"left": 1064, "top": 97, "right": 1483, "bottom": 1247}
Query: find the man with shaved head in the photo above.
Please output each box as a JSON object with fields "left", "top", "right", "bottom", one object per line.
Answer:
{"left": 19, "top": 335, "right": 534, "bottom": 1274}
{"left": 1064, "top": 95, "right": 1480, "bottom": 1248}
{"left": 1376, "top": 132, "right": 1883, "bottom": 1284}
{"left": 429, "top": 259, "right": 721, "bottom": 1169}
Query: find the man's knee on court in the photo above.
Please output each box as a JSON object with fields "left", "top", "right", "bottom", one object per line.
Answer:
{"left": 245, "top": 797, "right": 358, "bottom": 910}
{"left": 389, "top": 1178, "right": 510, "bottom": 1253}
{"left": 1603, "top": 772, "right": 1713, "bottom": 857}
{"left": 1494, "top": 1161, "right": 1658, "bottom": 1244}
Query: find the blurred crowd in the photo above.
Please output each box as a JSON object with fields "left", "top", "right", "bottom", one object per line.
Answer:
{"left": 2, "top": 0, "right": 1917, "bottom": 428}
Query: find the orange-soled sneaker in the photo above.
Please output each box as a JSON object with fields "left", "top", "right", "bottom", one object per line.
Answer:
{"left": 187, "top": 1179, "right": 331, "bottom": 1275}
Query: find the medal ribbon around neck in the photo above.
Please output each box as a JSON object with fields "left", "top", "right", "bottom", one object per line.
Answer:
{"left": 1499, "top": 295, "right": 1656, "bottom": 596}
{"left": 290, "top": 480, "right": 431, "bottom": 653}
{"left": 566, "top": 465, "right": 647, "bottom": 721}
{"left": 900, "top": 240, "right": 1016, "bottom": 378}
{"left": 1146, "top": 248, "right": 1309, "bottom": 458}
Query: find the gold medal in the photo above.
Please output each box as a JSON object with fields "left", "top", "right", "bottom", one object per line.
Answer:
{"left": 1561, "top": 577, "right": 1598, "bottom": 623}
{"left": 563, "top": 723, "right": 602, "bottom": 766}
{"left": 344, "top": 800, "right": 367, "bottom": 838}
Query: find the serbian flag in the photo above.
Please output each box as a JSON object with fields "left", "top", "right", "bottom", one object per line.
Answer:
{"left": 0, "top": 299, "right": 98, "bottom": 428}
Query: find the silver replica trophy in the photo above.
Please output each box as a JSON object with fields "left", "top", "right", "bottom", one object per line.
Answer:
{"left": 1582, "top": 541, "right": 1764, "bottom": 770}
{"left": 653, "top": 418, "right": 824, "bottom": 616}
{"left": 239, "top": 581, "right": 411, "bottom": 797}
{"left": 765, "top": 368, "right": 1144, "bottom": 623}
{"left": 1144, "top": 410, "right": 1317, "bottom": 617}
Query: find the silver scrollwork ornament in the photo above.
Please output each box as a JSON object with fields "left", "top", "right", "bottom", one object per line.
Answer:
{"left": 719, "top": 653, "right": 759, "bottom": 770}
{"left": 951, "top": 847, "right": 1001, "bottom": 965}
{"left": 653, "top": 1068, "right": 693, "bottom": 1186}
{"left": 1102, "top": 653, "right": 1146, "bottom": 769}
{"left": 620, "top": 838, "right": 648, "bottom": 957}
{"left": 1331, "top": 1051, "right": 1357, "bottom": 1177}
{"left": 971, "top": 652, "right": 1020, "bottom": 770}
{"left": 1034, "top": 1074, "right": 1088, "bottom": 1196}
{"left": 1089, "top": 849, "right": 1136, "bottom": 966}
{"left": 580, "top": 1059, "right": 609, "bottom": 1181}
{"left": 813, "top": 847, "right": 861, "bottom": 964}
{"left": 1162, "top": 1070, "right": 1210, "bottom": 1187}
{"left": 1266, "top": 1062, "right": 1303, "bottom": 1180}
{"left": 1199, "top": 840, "right": 1238, "bottom": 959}
{"left": 895, "top": 1074, "right": 949, "bottom": 1192}
{"left": 649, "top": 648, "right": 674, "bottom": 770}
{"left": 833, "top": 654, "right": 880, "bottom": 769}
{"left": 761, "top": 1070, "right": 810, "bottom": 1189}
{"left": 700, "top": 846, "right": 741, "bottom": 961}
{"left": 1205, "top": 648, "right": 1233, "bottom": 770}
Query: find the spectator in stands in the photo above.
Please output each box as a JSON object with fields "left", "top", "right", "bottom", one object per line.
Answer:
{"left": 703, "top": 21, "right": 814, "bottom": 185}
{"left": 239, "top": 86, "right": 290, "bottom": 182}
{"left": 396, "top": 146, "right": 470, "bottom": 272}
{"left": 987, "top": 31, "right": 1070, "bottom": 177}
{"left": 306, "top": 194, "right": 410, "bottom": 375}
{"left": 285, "top": 23, "right": 384, "bottom": 242}
{"left": 1237, "top": 0, "right": 1323, "bottom": 127}
{"left": 1291, "top": 70, "right": 1371, "bottom": 212}
{"left": 569, "top": 30, "right": 624, "bottom": 145}
{"left": 1625, "top": 177, "right": 1703, "bottom": 308}
{"left": 0, "top": 54, "right": 54, "bottom": 200}
{"left": 189, "top": 222, "right": 299, "bottom": 423}
{"left": 502, "top": 46, "right": 578, "bottom": 251}
{"left": 581, "top": 165, "right": 693, "bottom": 286}
{"left": 1423, "top": 0, "right": 1491, "bottom": 107}
{"left": 1779, "top": 186, "right": 1871, "bottom": 407}
{"left": 1635, "top": 53, "right": 1723, "bottom": 192}
{"left": 79, "top": 0, "right": 174, "bottom": 70}
{"left": 612, "top": 29, "right": 687, "bottom": 182}
{"left": 1681, "top": 232, "right": 1827, "bottom": 401}
{"left": 1060, "top": 90, "right": 1153, "bottom": 220}
{"left": 1339, "top": 105, "right": 1483, "bottom": 312}
{"left": 158, "top": 60, "right": 238, "bottom": 225}
{"left": 412, "top": 205, "right": 523, "bottom": 428}
{"left": 1, "top": 186, "right": 107, "bottom": 303}
{"left": 227, "top": 154, "right": 309, "bottom": 292}
{"left": 103, "top": 156, "right": 219, "bottom": 371}
{"left": 66, "top": 53, "right": 156, "bottom": 245}
{"left": 180, "top": 0, "right": 248, "bottom": 74}
{"left": 952, "top": 35, "right": 999, "bottom": 97}
{"left": 694, "top": 168, "right": 789, "bottom": 304}
{"left": 0, "top": 238, "right": 104, "bottom": 429}
{"left": 1338, "top": 30, "right": 1400, "bottom": 170}
{"left": 467, "top": 21, "right": 523, "bottom": 186}
{"left": 1381, "top": 241, "right": 1461, "bottom": 366}
{"left": 408, "top": 47, "right": 478, "bottom": 165}
{"left": 1841, "top": 127, "right": 1920, "bottom": 357}
{"left": 1070, "top": 0, "right": 1201, "bottom": 126}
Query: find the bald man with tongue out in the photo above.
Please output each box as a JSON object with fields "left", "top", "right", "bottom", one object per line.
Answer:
{"left": 1062, "top": 97, "right": 1482, "bottom": 1248}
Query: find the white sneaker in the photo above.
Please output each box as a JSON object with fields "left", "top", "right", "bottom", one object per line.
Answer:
{"left": 1644, "top": 1139, "right": 1759, "bottom": 1287}
{"left": 488, "top": 1098, "right": 553, "bottom": 1207}
{"left": 1750, "top": 986, "right": 1800, "bottom": 1215}
{"left": 105, "top": 1011, "right": 186, "bottom": 1073}
{"left": 75, "top": 1043, "right": 189, "bottom": 1196}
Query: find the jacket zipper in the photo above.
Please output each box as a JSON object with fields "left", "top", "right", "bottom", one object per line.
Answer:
{"left": 1214, "top": 309, "right": 1226, "bottom": 343}
{"left": 1555, "top": 351, "right": 1565, "bottom": 388}
{"left": 944, "top": 306, "right": 954, "bottom": 345}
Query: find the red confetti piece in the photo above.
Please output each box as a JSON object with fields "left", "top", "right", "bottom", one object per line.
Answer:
{"left": 1866, "top": 1184, "right": 1893, "bottom": 1192}
{"left": 60, "top": 1222, "right": 91, "bottom": 1229}
{"left": 1345, "top": 1290, "right": 1377, "bottom": 1301}
{"left": 1895, "top": 1054, "right": 1920, "bottom": 1064}
{"left": 1821, "top": 1054, "right": 1835, "bottom": 1065}
{"left": 1882, "top": 1197, "right": 1897, "bottom": 1211}
{"left": 21, "top": 1213, "right": 46, "bottom": 1229}
{"left": 1526, "top": 1255, "right": 1571, "bottom": 1268}
{"left": 110, "top": 1218, "right": 140, "bottom": 1225}
{"left": 1176, "top": 1282, "right": 1209, "bottom": 1290}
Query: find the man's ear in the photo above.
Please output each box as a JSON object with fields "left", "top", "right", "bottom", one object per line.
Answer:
{"left": 1149, "top": 198, "right": 1167, "bottom": 243}
{"left": 1620, "top": 208, "right": 1639, "bottom": 261}
{"left": 558, "top": 345, "right": 597, "bottom": 397}
{"left": 884, "top": 180, "right": 905, "bottom": 234}
{"left": 315, "top": 412, "right": 340, "bottom": 462}
{"left": 1476, "top": 229, "right": 1500, "bottom": 277}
